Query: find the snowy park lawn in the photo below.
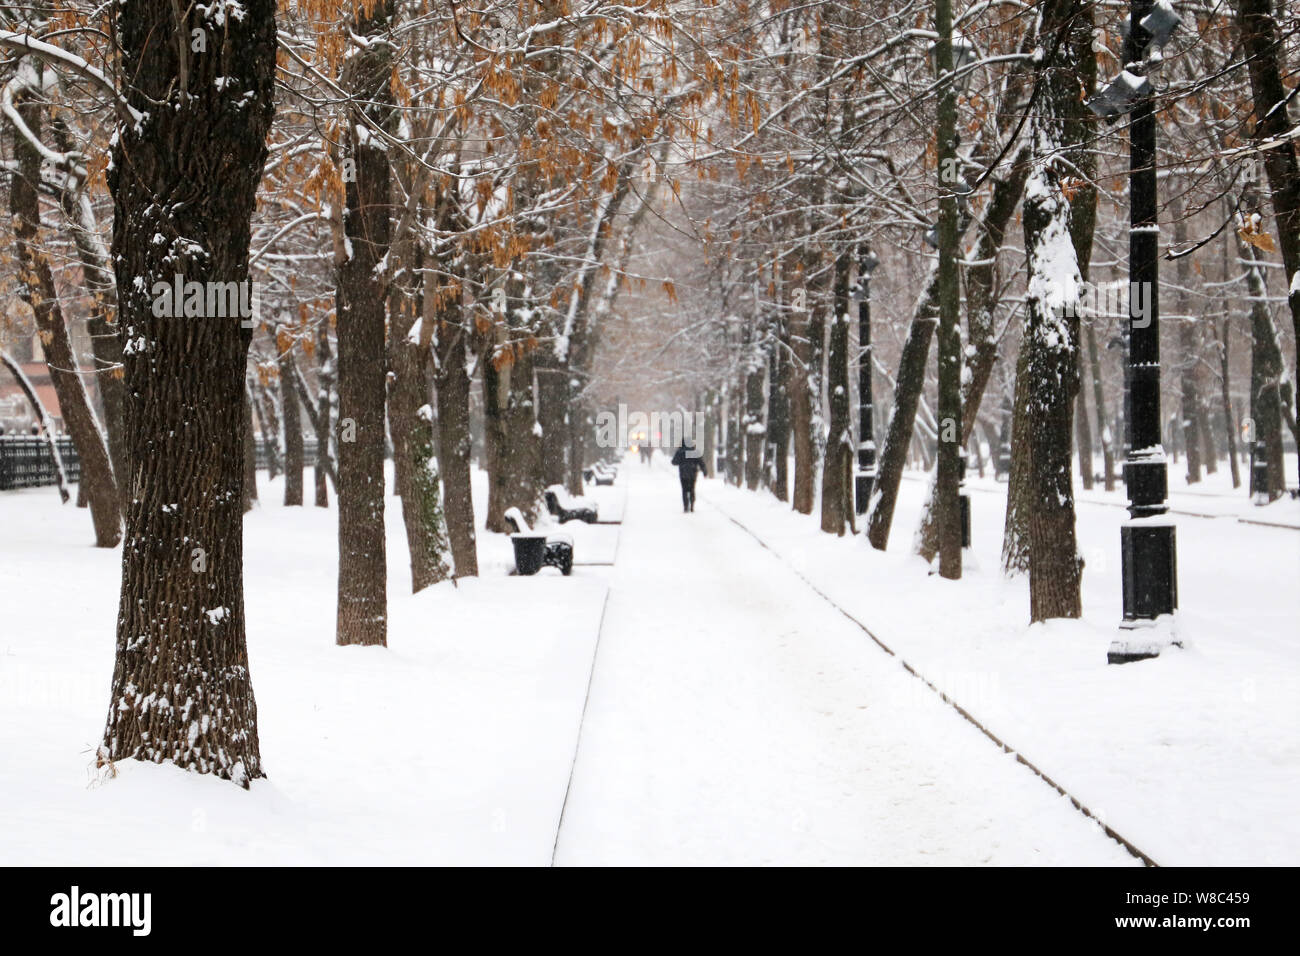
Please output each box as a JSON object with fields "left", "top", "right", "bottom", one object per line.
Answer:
{"left": 1, "top": 455, "right": 1295, "bottom": 866}
{"left": 705, "top": 468, "right": 1300, "bottom": 866}
{"left": 0, "top": 472, "right": 609, "bottom": 865}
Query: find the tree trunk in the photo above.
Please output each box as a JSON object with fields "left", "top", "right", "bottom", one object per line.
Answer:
{"left": 768, "top": 319, "right": 790, "bottom": 501}
{"left": 867, "top": 269, "right": 938, "bottom": 549}
{"left": 50, "top": 118, "right": 128, "bottom": 514}
{"left": 8, "top": 80, "right": 120, "bottom": 547}
{"left": 254, "top": 379, "right": 282, "bottom": 481}
{"left": 536, "top": 365, "right": 569, "bottom": 487}
{"left": 432, "top": 273, "right": 479, "bottom": 578}
{"left": 1020, "top": 0, "right": 1084, "bottom": 621}
{"left": 1234, "top": 0, "right": 1300, "bottom": 477}
{"left": 314, "top": 323, "right": 334, "bottom": 507}
{"left": 279, "top": 344, "right": 304, "bottom": 505}
{"left": 243, "top": 384, "right": 258, "bottom": 512}
{"left": 334, "top": 2, "right": 394, "bottom": 647}
{"left": 100, "top": 0, "right": 276, "bottom": 785}
{"left": 1084, "top": 322, "right": 1116, "bottom": 490}
{"left": 1076, "top": 388, "right": 1095, "bottom": 489}
{"left": 1172, "top": 202, "right": 1204, "bottom": 484}
{"left": 933, "top": 0, "right": 963, "bottom": 579}
{"left": 915, "top": 148, "right": 1032, "bottom": 560}
{"left": 727, "top": 384, "right": 744, "bottom": 486}
{"left": 789, "top": 285, "right": 819, "bottom": 512}
{"left": 743, "top": 345, "right": 766, "bottom": 491}
{"left": 389, "top": 244, "right": 452, "bottom": 593}
{"left": 820, "top": 254, "right": 851, "bottom": 535}
{"left": 1240, "top": 235, "right": 1288, "bottom": 500}
{"left": 1216, "top": 318, "right": 1241, "bottom": 488}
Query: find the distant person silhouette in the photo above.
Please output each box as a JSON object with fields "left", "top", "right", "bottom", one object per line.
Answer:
{"left": 671, "top": 439, "right": 707, "bottom": 512}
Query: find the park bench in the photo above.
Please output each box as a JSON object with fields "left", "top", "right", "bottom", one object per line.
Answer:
{"left": 544, "top": 485, "right": 598, "bottom": 524}
{"left": 504, "top": 507, "right": 573, "bottom": 576}
{"left": 584, "top": 462, "right": 617, "bottom": 485}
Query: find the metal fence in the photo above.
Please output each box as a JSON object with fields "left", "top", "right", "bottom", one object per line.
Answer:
{"left": 0, "top": 436, "right": 82, "bottom": 490}
{"left": 255, "top": 438, "right": 320, "bottom": 469}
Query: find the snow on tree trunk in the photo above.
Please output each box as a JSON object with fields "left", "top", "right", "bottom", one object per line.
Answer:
{"left": 1018, "top": 0, "right": 1085, "bottom": 621}
{"left": 820, "top": 253, "right": 851, "bottom": 535}
{"left": 334, "top": 1, "right": 395, "bottom": 647}
{"left": 432, "top": 264, "right": 479, "bottom": 578}
{"left": 1234, "top": 0, "right": 1300, "bottom": 483}
{"left": 7, "top": 70, "right": 120, "bottom": 546}
{"left": 101, "top": 0, "right": 277, "bottom": 785}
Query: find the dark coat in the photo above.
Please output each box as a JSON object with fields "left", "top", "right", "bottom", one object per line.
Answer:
{"left": 671, "top": 445, "right": 708, "bottom": 481}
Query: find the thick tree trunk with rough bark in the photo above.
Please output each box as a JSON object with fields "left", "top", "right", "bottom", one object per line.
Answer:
{"left": 8, "top": 85, "right": 120, "bottom": 547}
{"left": 100, "top": 0, "right": 276, "bottom": 785}
{"left": 334, "top": 2, "right": 394, "bottom": 647}
{"left": 1020, "top": 0, "right": 1084, "bottom": 621}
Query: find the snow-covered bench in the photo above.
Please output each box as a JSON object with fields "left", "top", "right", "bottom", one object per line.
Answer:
{"left": 544, "top": 485, "right": 598, "bottom": 524}
{"left": 584, "top": 462, "right": 617, "bottom": 486}
{"left": 504, "top": 507, "right": 573, "bottom": 576}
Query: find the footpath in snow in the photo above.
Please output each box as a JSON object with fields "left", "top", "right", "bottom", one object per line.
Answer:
{"left": 553, "top": 462, "right": 1136, "bottom": 866}
{"left": 2, "top": 456, "right": 1293, "bottom": 865}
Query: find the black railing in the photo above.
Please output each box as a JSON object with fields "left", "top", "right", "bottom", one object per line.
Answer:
{"left": 255, "top": 438, "right": 319, "bottom": 469}
{"left": 0, "top": 436, "right": 81, "bottom": 490}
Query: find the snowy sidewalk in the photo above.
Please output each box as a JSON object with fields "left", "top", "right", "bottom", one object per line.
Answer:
{"left": 553, "top": 464, "right": 1136, "bottom": 865}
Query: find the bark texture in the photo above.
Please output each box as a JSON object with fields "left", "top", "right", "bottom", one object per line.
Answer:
{"left": 334, "top": 2, "right": 395, "bottom": 646}
{"left": 8, "top": 80, "right": 120, "bottom": 547}
{"left": 101, "top": 0, "right": 277, "bottom": 784}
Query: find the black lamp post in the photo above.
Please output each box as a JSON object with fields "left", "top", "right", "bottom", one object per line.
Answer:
{"left": 1090, "top": 0, "right": 1180, "bottom": 663}
{"left": 854, "top": 247, "right": 879, "bottom": 513}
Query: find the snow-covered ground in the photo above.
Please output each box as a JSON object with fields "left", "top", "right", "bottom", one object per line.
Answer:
{"left": 707, "top": 462, "right": 1300, "bottom": 866}
{"left": 0, "top": 470, "right": 611, "bottom": 865}
{"left": 0, "top": 452, "right": 1294, "bottom": 865}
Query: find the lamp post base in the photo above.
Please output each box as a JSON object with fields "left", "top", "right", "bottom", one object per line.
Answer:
{"left": 1112, "top": 519, "right": 1179, "bottom": 664}
{"left": 1108, "top": 615, "right": 1182, "bottom": 664}
{"left": 1120, "top": 520, "right": 1178, "bottom": 620}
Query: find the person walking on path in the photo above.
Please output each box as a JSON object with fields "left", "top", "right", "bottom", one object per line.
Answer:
{"left": 671, "top": 439, "right": 708, "bottom": 512}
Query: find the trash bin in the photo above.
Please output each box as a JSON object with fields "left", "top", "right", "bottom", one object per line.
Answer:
{"left": 511, "top": 534, "right": 547, "bottom": 575}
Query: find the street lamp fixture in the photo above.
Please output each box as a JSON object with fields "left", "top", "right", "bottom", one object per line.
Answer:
{"left": 1101, "top": 0, "right": 1181, "bottom": 665}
